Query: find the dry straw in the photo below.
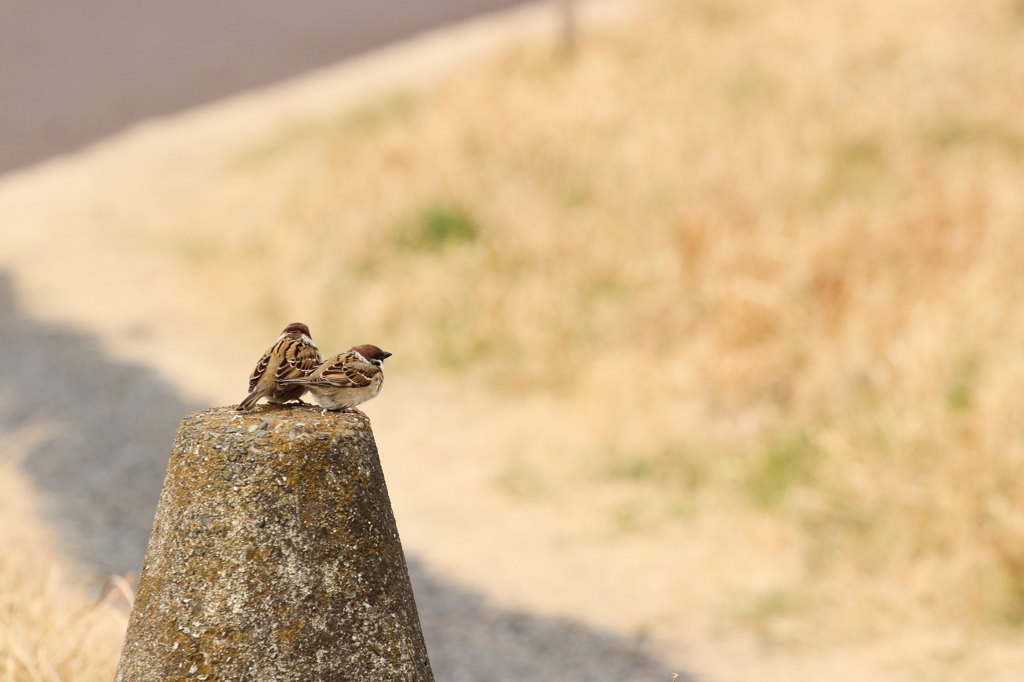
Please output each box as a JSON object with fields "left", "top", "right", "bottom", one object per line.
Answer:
{"left": 163, "top": 0, "right": 1024, "bottom": 624}
{"left": 0, "top": 441, "right": 129, "bottom": 682}
{"left": 4, "top": 0, "right": 1024, "bottom": 642}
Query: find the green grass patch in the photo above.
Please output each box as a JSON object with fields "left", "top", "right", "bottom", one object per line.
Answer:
{"left": 395, "top": 201, "right": 481, "bottom": 252}
{"left": 746, "top": 431, "right": 820, "bottom": 508}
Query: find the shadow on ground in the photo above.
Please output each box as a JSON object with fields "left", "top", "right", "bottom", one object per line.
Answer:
{"left": 0, "top": 273, "right": 200, "bottom": 574}
{"left": 411, "top": 560, "right": 680, "bottom": 682}
{"left": 0, "top": 273, "right": 684, "bottom": 681}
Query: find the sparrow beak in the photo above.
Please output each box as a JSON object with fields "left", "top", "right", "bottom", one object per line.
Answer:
{"left": 382, "top": 351, "right": 393, "bottom": 360}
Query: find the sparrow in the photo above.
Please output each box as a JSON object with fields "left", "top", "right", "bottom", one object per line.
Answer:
{"left": 276, "top": 344, "right": 392, "bottom": 414}
{"left": 237, "top": 322, "right": 323, "bottom": 411}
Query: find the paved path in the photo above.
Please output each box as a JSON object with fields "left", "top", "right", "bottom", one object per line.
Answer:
{"left": 0, "top": 2, "right": 680, "bottom": 679}
{"left": 0, "top": 0, "right": 524, "bottom": 173}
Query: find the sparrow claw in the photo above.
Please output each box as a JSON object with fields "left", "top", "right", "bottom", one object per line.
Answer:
{"left": 345, "top": 407, "right": 369, "bottom": 419}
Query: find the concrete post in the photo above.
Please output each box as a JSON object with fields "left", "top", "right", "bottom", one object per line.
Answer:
{"left": 115, "top": 406, "right": 433, "bottom": 682}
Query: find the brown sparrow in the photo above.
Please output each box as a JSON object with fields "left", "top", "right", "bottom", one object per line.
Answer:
{"left": 237, "top": 322, "right": 323, "bottom": 411}
{"left": 276, "top": 344, "right": 392, "bottom": 414}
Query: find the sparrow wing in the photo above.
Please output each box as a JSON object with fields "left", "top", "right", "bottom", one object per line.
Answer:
{"left": 274, "top": 338, "right": 322, "bottom": 382}
{"left": 307, "top": 354, "right": 379, "bottom": 388}
{"left": 247, "top": 346, "right": 275, "bottom": 393}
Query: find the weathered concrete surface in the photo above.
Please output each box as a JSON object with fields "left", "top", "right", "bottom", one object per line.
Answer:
{"left": 115, "top": 405, "right": 433, "bottom": 682}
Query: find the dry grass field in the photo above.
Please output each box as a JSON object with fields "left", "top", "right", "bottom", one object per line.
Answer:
{"left": 4, "top": 0, "right": 1024, "bottom": 679}
{"left": 107, "top": 0, "right": 1024, "bottom": 626}
{"left": 0, "top": 437, "right": 129, "bottom": 682}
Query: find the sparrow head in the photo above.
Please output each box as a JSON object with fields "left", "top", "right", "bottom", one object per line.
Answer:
{"left": 279, "top": 322, "right": 314, "bottom": 344}
{"left": 351, "top": 344, "right": 393, "bottom": 367}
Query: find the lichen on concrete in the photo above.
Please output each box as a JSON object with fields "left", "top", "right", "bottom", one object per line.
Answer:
{"left": 115, "top": 405, "right": 434, "bottom": 682}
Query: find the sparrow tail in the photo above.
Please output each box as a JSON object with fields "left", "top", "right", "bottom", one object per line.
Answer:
{"left": 237, "top": 391, "right": 262, "bottom": 411}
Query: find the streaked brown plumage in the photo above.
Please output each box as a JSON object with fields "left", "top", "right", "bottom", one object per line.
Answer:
{"left": 277, "top": 344, "right": 391, "bottom": 413}
{"left": 237, "top": 322, "right": 322, "bottom": 411}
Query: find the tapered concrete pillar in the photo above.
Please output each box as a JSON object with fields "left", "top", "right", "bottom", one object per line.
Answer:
{"left": 115, "top": 406, "right": 433, "bottom": 682}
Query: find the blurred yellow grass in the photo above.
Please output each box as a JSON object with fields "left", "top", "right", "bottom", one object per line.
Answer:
{"left": 2, "top": 0, "right": 1024, "bottom": 678}
{"left": 153, "top": 0, "right": 1024, "bottom": 624}
{"left": 0, "top": 438, "right": 128, "bottom": 682}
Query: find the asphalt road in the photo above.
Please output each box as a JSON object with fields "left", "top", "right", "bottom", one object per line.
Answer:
{"left": 0, "top": 0, "right": 523, "bottom": 173}
{"left": 0, "top": 2, "right": 680, "bottom": 679}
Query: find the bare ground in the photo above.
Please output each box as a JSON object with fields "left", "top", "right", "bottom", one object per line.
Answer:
{"left": 0, "top": 271, "right": 675, "bottom": 681}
